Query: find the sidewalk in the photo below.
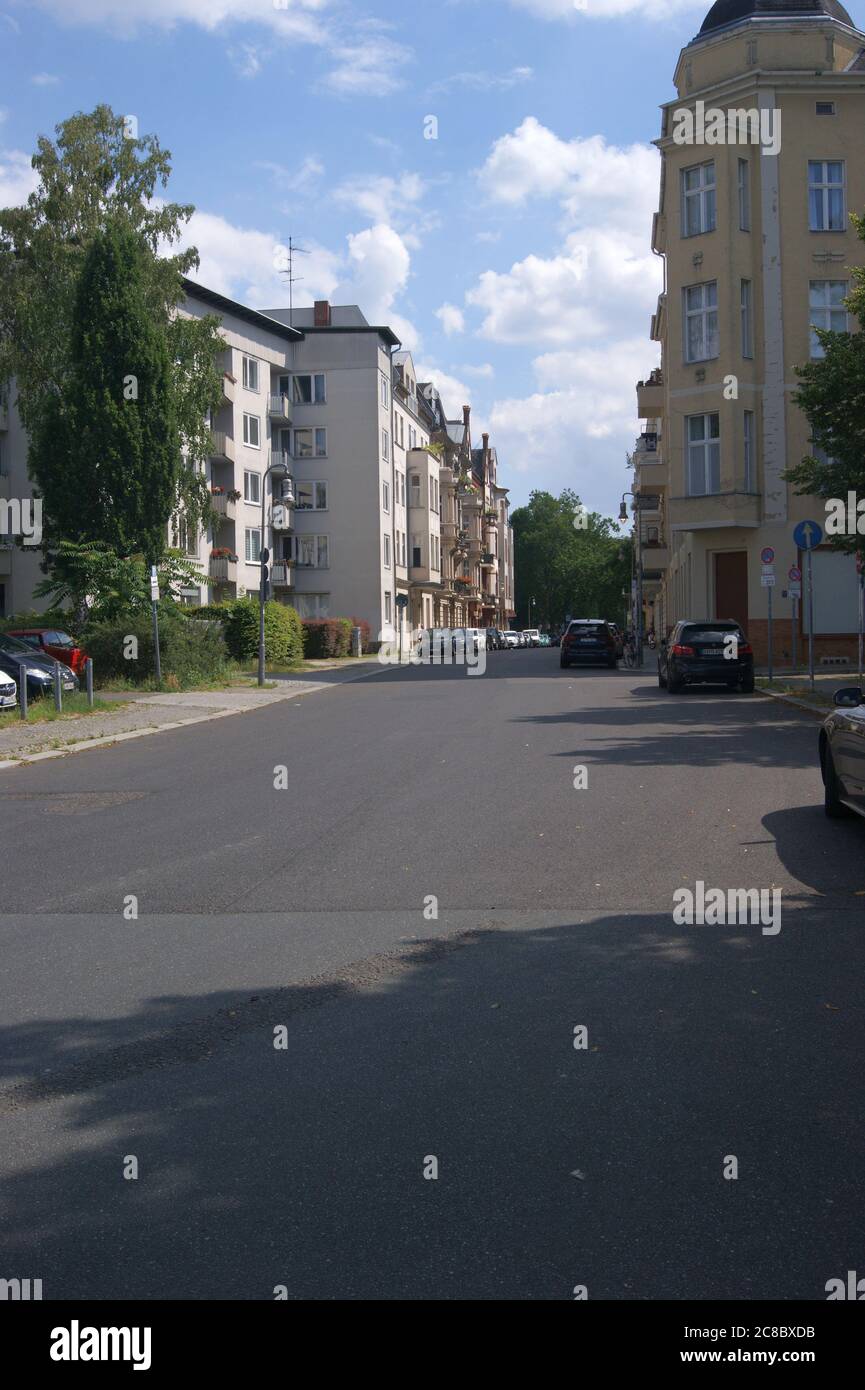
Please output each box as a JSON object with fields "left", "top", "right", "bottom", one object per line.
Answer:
{"left": 0, "top": 663, "right": 386, "bottom": 767}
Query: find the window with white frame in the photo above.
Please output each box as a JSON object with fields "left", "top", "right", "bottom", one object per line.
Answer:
{"left": 738, "top": 158, "right": 750, "bottom": 232}
{"left": 686, "top": 413, "right": 720, "bottom": 496}
{"left": 383, "top": 533, "right": 391, "bottom": 569}
{"left": 292, "top": 373, "right": 326, "bottom": 404}
{"left": 295, "top": 480, "right": 328, "bottom": 510}
{"left": 743, "top": 411, "right": 755, "bottom": 491}
{"left": 740, "top": 279, "right": 753, "bottom": 358}
{"left": 244, "top": 470, "right": 260, "bottom": 504}
{"left": 684, "top": 281, "right": 718, "bottom": 362}
{"left": 243, "top": 413, "right": 261, "bottom": 448}
{"left": 382, "top": 480, "right": 390, "bottom": 513}
{"left": 384, "top": 591, "right": 392, "bottom": 625}
{"left": 410, "top": 473, "right": 421, "bottom": 508}
{"left": 293, "top": 593, "right": 331, "bottom": 619}
{"left": 809, "top": 280, "right": 848, "bottom": 357}
{"left": 808, "top": 160, "right": 845, "bottom": 231}
{"left": 294, "top": 534, "right": 329, "bottom": 568}
{"left": 382, "top": 428, "right": 389, "bottom": 461}
{"left": 245, "top": 527, "right": 262, "bottom": 563}
{"left": 381, "top": 374, "right": 389, "bottom": 407}
{"left": 292, "top": 427, "right": 327, "bottom": 458}
{"left": 242, "top": 356, "right": 259, "bottom": 392}
{"left": 681, "top": 161, "right": 716, "bottom": 237}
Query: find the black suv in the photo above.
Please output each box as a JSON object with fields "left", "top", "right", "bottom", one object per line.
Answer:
{"left": 658, "top": 619, "right": 754, "bottom": 694}
{"left": 560, "top": 619, "right": 618, "bottom": 669}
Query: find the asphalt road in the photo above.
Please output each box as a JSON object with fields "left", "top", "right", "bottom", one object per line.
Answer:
{"left": 1, "top": 648, "right": 862, "bottom": 1300}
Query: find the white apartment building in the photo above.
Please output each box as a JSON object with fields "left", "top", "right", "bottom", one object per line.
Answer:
{"left": 1, "top": 284, "right": 517, "bottom": 640}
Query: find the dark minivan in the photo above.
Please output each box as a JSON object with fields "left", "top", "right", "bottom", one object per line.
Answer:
{"left": 559, "top": 619, "right": 618, "bottom": 670}
{"left": 658, "top": 619, "right": 754, "bottom": 694}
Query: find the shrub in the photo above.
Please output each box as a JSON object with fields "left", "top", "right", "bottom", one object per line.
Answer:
{"left": 184, "top": 602, "right": 235, "bottom": 622}
{"left": 223, "top": 597, "right": 304, "bottom": 666}
{"left": 0, "top": 608, "right": 74, "bottom": 632}
{"left": 302, "top": 617, "right": 352, "bottom": 658}
{"left": 83, "top": 611, "right": 229, "bottom": 687}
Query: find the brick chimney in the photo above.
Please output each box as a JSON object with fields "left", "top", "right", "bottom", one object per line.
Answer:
{"left": 313, "top": 300, "right": 331, "bottom": 327}
{"left": 463, "top": 404, "right": 471, "bottom": 426}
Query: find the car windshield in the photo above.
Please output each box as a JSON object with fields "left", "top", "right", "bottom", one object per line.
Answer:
{"left": 44, "top": 631, "right": 75, "bottom": 648}
{"left": 569, "top": 623, "right": 607, "bottom": 637}
{"left": 0, "top": 633, "right": 32, "bottom": 653}
{"left": 683, "top": 626, "right": 743, "bottom": 643}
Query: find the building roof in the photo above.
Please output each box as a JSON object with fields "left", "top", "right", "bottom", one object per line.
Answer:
{"left": 182, "top": 279, "right": 303, "bottom": 341}
{"left": 699, "top": 0, "right": 854, "bottom": 35}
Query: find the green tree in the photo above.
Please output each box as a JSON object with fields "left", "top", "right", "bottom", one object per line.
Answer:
{"left": 34, "top": 541, "right": 208, "bottom": 623}
{"left": 30, "top": 221, "right": 181, "bottom": 562}
{"left": 784, "top": 209, "right": 865, "bottom": 552}
{"left": 511, "top": 489, "right": 631, "bottom": 629}
{"left": 0, "top": 104, "right": 222, "bottom": 539}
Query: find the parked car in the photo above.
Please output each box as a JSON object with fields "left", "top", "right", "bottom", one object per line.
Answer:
{"left": 503, "top": 630, "right": 519, "bottom": 648}
{"left": 560, "top": 619, "right": 618, "bottom": 669}
{"left": 607, "top": 623, "right": 625, "bottom": 660}
{"left": 821, "top": 686, "right": 865, "bottom": 819}
{"left": 0, "top": 666, "right": 18, "bottom": 709}
{"left": 5, "top": 627, "right": 89, "bottom": 676}
{"left": 549, "top": 630, "right": 561, "bottom": 647}
{"left": 538, "top": 633, "right": 551, "bottom": 648}
{"left": 0, "top": 632, "right": 79, "bottom": 698}
{"left": 658, "top": 619, "right": 754, "bottom": 694}
{"left": 523, "top": 628, "right": 540, "bottom": 647}
{"left": 485, "top": 627, "right": 502, "bottom": 651}
{"left": 495, "top": 629, "right": 509, "bottom": 650}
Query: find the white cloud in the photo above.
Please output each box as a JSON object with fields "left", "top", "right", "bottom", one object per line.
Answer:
{"left": 28, "top": 0, "right": 329, "bottom": 39}
{"left": 0, "top": 108, "right": 7, "bottom": 123}
{"left": 31, "top": 72, "right": 60, "bottom": 86}
{"left": 227, "top": 42, "right": 266, "bottom": 78}
{"left": 257, "top": 155, "right": 324, "bottom": 192}
{"left": 334, "top": 172, "right": 424, "bottom": 225}
{"left": 435, "top": 303, "right": 465, "bottom": 336}
{"left": 2, "top": 13, "right": 22, "bottom": 33}
{"left": 0, "top": 149, "right": 39, "bottom": 206}
{"left": 333, "top": 222, "right": 419, "bottom": 346}
{"left": 320, "top": 35, "right": 413, "bottom": 96}
{"left": 414, "top": 361, "right": 474, "bottom": 419}
{"left": 475, "top": 230, "right": 501, "bottom": 244}
{"left": 428, "top": 65, "right": 533, "bottom": 95}
{"left": 462, "top": 362, "right": 495, "bottom": 379}
{"left": 508, "top": 0, "right": 703, "bottom": 19}
{"left": 177, "top": 208, "right": 341, "bottom": 308}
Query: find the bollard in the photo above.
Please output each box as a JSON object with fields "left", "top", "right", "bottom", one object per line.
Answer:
{"left": 19, "top": 669, "right": 27, "bottom": 720}
{"left": 53, "top": 663, "right": 62, "bottom": 712}
{"left": 352, "top": 625, "right": 362, "bottom": 657}
{"left": 85, "top": 657, "right": 94, "bottom": 708}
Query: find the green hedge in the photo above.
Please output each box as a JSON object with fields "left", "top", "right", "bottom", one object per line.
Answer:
{"left": 302, "top": 617, "right": 352, "bottom": 658}
{"left": 223, "top": 598, "right": 304, "bottom": 666}
{"left": 83, "top": 612, "right": 229, "bottom": 687}
{"left": 0, "top": 608, "right": 75, "bottom": 633}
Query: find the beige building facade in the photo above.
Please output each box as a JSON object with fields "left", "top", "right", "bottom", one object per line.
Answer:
{"left": 640, "top": 0, "right": 865, "bottom": 665}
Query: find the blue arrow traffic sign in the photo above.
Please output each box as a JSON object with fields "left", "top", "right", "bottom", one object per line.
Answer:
{"left": 793, "top": 519, "right": 823, "bottom": 551}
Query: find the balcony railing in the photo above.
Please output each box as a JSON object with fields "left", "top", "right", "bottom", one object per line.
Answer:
{"left": 209, "top": 554, "right": 238, "bottom": 581}
{"left": 268, "top": 393, "right": 292, "bottom": 421}
{"left": 270, "top": 449, "right": 292, "bottom": 475}
{"left": 210, "top": 431, "right": 235, "bottom": 462}
{"left": 271, "top": 560, "right": 293, "bottom": 587}
{"left": 211, "top": 492, "right": 237, "bottom": 521}
{"left": 221, "top": 374, "right": 236, "bottom": 404}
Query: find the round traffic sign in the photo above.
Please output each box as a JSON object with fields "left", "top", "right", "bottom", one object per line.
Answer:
{"left": 761, "top": 546, "right": 775, "bottom": 564}
{"left": 788, "top": 565, "right": 801, "bottom": 581}
{"left": 793, "top": 519, "right": 823, "bottom": 551}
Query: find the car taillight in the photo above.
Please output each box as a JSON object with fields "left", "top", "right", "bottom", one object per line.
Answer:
{"left": 738, "top": 642, "right": 753, "bottom": 656}
{"left": 671, "top": 643, "right": 694, "bottom": 656}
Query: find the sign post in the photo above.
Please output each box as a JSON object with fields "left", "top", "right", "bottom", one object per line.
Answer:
{"left": 395, "top": 592, "right": 408, "bottom": 662}
{"left": 788, "top": 566, "right": 801, "bottom": 673}
{"left": 857, "top": 553, "right": 864, "bottom": 688}
{"left": 150, "top": 564, "right": 162, "bottom": 686}
{"left": 793, "top": 521, "right": 823, "bottom": 691}
{"left": 761, "top": 548, "right": 775, "bottom": 682}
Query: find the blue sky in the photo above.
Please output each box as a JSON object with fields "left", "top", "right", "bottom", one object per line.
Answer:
{"left": 2, "top": 0, "right": 862, "bottom": 519}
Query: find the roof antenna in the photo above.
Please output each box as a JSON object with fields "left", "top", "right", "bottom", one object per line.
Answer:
{"left": 278, "top": 235, "right": 310, "bottom": 328}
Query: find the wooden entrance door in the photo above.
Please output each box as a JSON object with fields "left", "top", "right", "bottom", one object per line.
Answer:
{"left": 714, "top": 551, "right": 748, "bottom": 628}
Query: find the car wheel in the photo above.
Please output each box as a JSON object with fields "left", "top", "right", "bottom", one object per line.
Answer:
{"left": 667, "top": 674, "right": 683, "bottom": 694}
{"left": 658, "top": 668, "right": 667, "bottom": 688}
{"left": 607, "top": 659, "right": 617, "bottom": 669}
{"left": 560, "top": 659, "right": 569, "bottom": 669}
{"left": 823, "top": 744, "right": 851, "bottom": 819}
{"left": 727, "top": 680, "right": 738, "bottom": 690}
{"left": 740, "top": 676, "right": 755, "bottom": 693}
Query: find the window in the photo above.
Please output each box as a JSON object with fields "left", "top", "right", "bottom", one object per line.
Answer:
{"left": 292, "top": 373, "right": 326, "bottom": 404}
{"left": 744, "top": 411, "right": 755, "bottom": 491}
{"left": 384, "top": 533, "right": 391, "bottom": 568}
{"left": 382, "top": 428, "right": 389, "bottom": 461}
{"left": 681, "top": 161, "right": 716, "bottom": 237}
{"left": 809, "top": 280, "right": 848, "bottom": 357}
{"left": 740, "top": 279, "right": 753, "bottom": 358}
{"left": 738, "top": 158, "right": 750, "bottom": 231}
{"left": 293, "top": 593, "right": 331, "bottom": 620}
{"left": 292, "top": 428, "right": 327, "bottom": 458}
{"left": 295, "top": 480, "right": 328, "bottom": 510}
{"left": 244, "top": 470, "right": 261, "bottom": 505}
{"left": 384, "top": 591, "right": 392, "bottom": 625}
{"left": 245, "top": 527, "right": 262, "bottom": 563}
{"left": 411, "top": 534, "right": 422, "bottom": 568}
{"left": 808, "top": 160, "right": 845, "bottom": 231}
{"left": 686, "top": 413, "right": 720, "bottom": 496}
{"left": 243, "top": 413, "right": 261, "bottom": 448}
{"left": 381, "top": 374, "right": 389, "bottom": 407}
{"left": 295, "top": 535, "right": 329, "bottom": 568}
{"left": 816, "top": 101, "right": 836, "bottom": 116}
{"left": 684, "top": 281, "right": 718, "bottom": 362}
{"left": 382, "top": 480, "right": 390, "bottom": 513}
{"left": 242, "top": 356, "right": 259, "bottom": 392}
{"left": 399, "top": 471, "right": 406, "bottom": 506}
{"left": 410, "top": 473, "right": 421, "bottom": 508}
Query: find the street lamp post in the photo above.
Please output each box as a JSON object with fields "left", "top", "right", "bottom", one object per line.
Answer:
{"left": 619, "top": 490, "right": 643, "bottom": 668}
{"left": 258, "top": 453, "right": 290, "bottom": 687}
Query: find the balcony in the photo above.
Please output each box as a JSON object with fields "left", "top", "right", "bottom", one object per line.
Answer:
{"left": 209, "top": 553, "right": 238, "bottom": 582}
{"left": 637, "top": 373, "right": 664, "bottom": 419}
{"left": 271, "top": 502, "right": 293, "bottom": 531}
{"left": 268, "top": 393, "right": 292, "bottom": 423}
{"left": 271, "top": 560, "right": 293, "bottom": 588}
{"left": 669, "top": 491, "right": 761, "bottom": 532}
{"left": 441, "top": 519, "right": 459, "bottom": 539}
{"left": 640, "top": 543, "right": 670, "bottom": 572}
{"left": 222, "top": 373, "right": 236, "bottom": 405}
{"left": 480, "top": 552, "right": 496, "bottom": 567}
{"left": 211, "top": 491, "right": 237, "bottom": 522}
{"left": 271, "top": 449, "right": 292, "bottom": 475}
{"left": 635, "top": 450, "right": 667, "bottom": 492}
{"left": 210, "top": 430, "right": 236, "bottom": 463}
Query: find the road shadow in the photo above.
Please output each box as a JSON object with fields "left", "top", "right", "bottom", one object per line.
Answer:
{"left": 0, "top": 906, "right": 861, "bottom": 1301}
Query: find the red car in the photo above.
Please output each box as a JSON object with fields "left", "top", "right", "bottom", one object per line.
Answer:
{"left": 5, "top": 628, "right": 89, "bottom": 676}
